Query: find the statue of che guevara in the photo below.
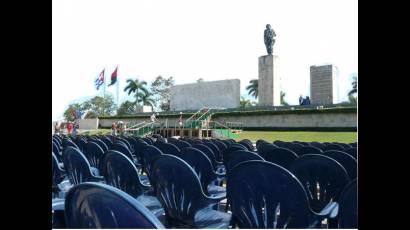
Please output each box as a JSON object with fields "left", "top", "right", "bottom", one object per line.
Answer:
{"left": 264, "top": 24, "right": 276, "bottom": 55}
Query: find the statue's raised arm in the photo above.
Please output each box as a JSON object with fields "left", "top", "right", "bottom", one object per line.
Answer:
{"left": 264, "top": 24, "right": 276, "bottom": 55}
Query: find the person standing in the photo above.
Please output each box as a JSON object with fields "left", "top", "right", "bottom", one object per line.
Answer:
{"left": 66, "top": 122, "right": 73, "bottom": 135}
{"left": 179, "top": 112, "right": 183, "bottom": 127}
{"left": 111, "top": 122, "right": 117, "bottom": 136}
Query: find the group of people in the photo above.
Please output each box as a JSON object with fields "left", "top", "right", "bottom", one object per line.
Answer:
{"left": 299, "top": 95, "right": 311, "bottom": 106}
{"left": 111, "top": 121, "right": 127, "bottom": 136}
{"left": 54, "top": 121, "right": 79, "bottom": 136}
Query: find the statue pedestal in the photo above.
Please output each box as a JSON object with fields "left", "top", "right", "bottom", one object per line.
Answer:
{"left": 258, "top": 55, "right": 280, "bottom": 106}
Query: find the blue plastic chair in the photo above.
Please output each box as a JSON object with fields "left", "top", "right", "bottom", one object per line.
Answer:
{"left": 225, "top": 150, "right": 265, "bottom": 172}
{"left": 52, "top": 153, "right": 66, "bottom": 196}
{"left": 74, "top": 137, "right": 87, "bottom": 153}
{"left": 174, "top": 140, "right": 192, "bottom": 150}
{"left": 64, "top": 182, "right": 165, "bottom": 228}
{"left": 227, "top": 160, "right": 338, "bottom": 228}
{"left": 111, "top": 142, "right": 141, "bottom": 167}
{"left": 211, "top": 139, "right": 228, "bottom": 160}
{"left": 310, "top": 142, "right": 326, "bottom": 150}
{"left": 261, "top": 147, "right": 299, "bottom": 169}
{"left": 143, "top": 137, "right": 154, "bottom": 145}
{"left": 256, "top": 139, "right": 270, "bottom": 150}
{"left": 298, "top": 146, "right": 323, "bottom": 156}
{"left": 141, "top": 145, "right": 164, "bottom": 186}
{"left": 323, "top": 143, "right": 345, "bottom": 151}
{"left": 343, "top": 147, "right": 358, "bottom": 159}
{"left": 203, "top": 142, "right": 223, "bottom": 162}
{"left": 62, "top": 147, "right": 104, "bottom": 185}
{"left": 100, "top": 136, "right": 113, "bottom": 149}
{"left": 350, "top": 142, "right": 357, "bottom": 148}
{"left": 91, "top": 138, "right": 108, "bottom": 152}
{"left": 323, "top": 150, "right": 358, "bottom": 180}
{"left": 84, "top": 142, "right": 105, "bottom": 171}
{"left": 338, "top": 179, "right": 358, "bottom": 228}
{"left": 290, "top": 154, "right": 350, "bottom": 213}
{"left": 256, "top": 143, "right": 278, "bottom": 158}
{"left": 286, "top": 143, "right": 305, "bottom": 155}
{"left": 239, "top": 139, "right": 254, "bottom": 151}
{"left": 154, "top": 141, "right": 180, "bottom": 156}
{"left": 63, "top": 139, "right": 79, "bottom": 151}
{"left": 192, "top": 144, "right": 224, "bottom": 172}
{"left": 52, "top": 142, "right": 62, "bottom": 162}
{"left": 151, "top": 154, "right": 231, "bottom": 228}
{"left": 100, "top": 150, "right": 164, "bottom": 217}
{"left": 179, "top": 147, "right": 226, "bottom": 198}
{"left": 334, "top": 142, "right": 351, "bottom": 149}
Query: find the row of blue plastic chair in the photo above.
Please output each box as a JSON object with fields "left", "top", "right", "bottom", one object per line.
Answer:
{"left": 52, "top": 134, "right": 357, "bottom": 228}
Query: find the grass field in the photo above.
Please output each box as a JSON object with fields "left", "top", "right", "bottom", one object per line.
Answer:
{"left": 234, "top": 131, "right": 357, "bottom": 143}
{"left": 80, "top": 129, "right": 357, "bottom": 143}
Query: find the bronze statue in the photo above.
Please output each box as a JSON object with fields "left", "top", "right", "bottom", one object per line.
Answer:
{"left": 264, "top": 24, "right": 276, "bottom": 55}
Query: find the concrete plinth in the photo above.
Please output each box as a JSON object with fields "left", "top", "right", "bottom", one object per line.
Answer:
{"left": 258, "top": 55, "right": 280, "bottom": 106}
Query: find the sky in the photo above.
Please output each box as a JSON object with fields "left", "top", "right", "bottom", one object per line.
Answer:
{"left": 52, "top": 0, "right": 358, "bottom": 120}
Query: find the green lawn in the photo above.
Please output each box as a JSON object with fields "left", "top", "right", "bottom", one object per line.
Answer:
{"left": 80, "top": 129, "right": 111, "bottom": 136}
{"left": 234, "top": 131, "right": 357, "bottom": 143}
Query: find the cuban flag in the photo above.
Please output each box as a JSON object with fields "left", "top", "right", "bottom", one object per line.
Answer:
{"left": 95, "top": 69, "right": 105, "bottom": 90}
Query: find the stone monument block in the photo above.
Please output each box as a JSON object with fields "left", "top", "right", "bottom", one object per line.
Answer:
{"left": 310, "top": 64, "right": 339, "bottom": 105}
{"left": 258, "top": 55, "right": 280, "bottom": 106}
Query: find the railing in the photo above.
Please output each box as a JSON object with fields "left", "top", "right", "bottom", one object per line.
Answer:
{"left": 126, "top": 121, "right": 158, "bottom": 137}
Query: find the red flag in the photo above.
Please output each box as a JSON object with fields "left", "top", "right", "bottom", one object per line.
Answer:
{"left": 109, "top": 66, "right": 118, "bottom": 86}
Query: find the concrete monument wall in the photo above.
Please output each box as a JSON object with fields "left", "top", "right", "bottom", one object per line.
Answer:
{"left": 77, "top": 118, "right": 99, "bottom": 130}
{"left": 258, "top": 55, "right": 280, "bottom": 106}
{"left": 310, "top": 64, "right": 339, "bottom": 105}
{"left": 170, "top": 79, "right": 240, "bottom": 111}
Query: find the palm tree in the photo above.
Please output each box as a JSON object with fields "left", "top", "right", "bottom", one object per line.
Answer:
{"left": 137, "top": 91, "right": 156, "bottom": 108}
{"left": 124, "top": 78, "right": 149, "bottom": 105}
{"left": 240, "top": 96, "right": 253, "bottom": 108}
{"left": 348, "top": 75, "right": 357, "bottom": 96}
{"left": 246, "top": 79, "right": 258, "bottom": 99}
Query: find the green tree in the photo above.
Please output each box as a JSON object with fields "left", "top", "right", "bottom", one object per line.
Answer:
{"left": 136, "top": 91, "right": 156, "bottom": 108}
{"left": 348, "top": 94, "right": 357, "bottom": 104}
{"left": 348, "top": 75, "right": 357, "bottom": 96}
{"left": 240, "top": 97, "right": 253, "bottom": 108}
{"left": 117, "top": 100, "right": 138, "bottom": 115}
{"left": 124, "top": 78, "right": 149, "bottom": 105}
{"left": 246, "top": 79, "right": 258, "bottom": 99}
{"left": 63, "top": 103, "right": 82, "bottom": 121}
{"left": 82, "top": 95, "right": 116, "bottom": 117}
{"left": 150, "top": 75, "right": 175, "bottom": 111}
{"left": 280, "top": 91, "right": 289, "bottom": 106}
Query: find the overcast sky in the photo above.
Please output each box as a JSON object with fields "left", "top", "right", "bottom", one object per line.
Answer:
{"left": 52, "top": 0, "right": 358, "bottom": 120}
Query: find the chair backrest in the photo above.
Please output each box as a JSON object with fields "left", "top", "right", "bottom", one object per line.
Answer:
{"left": 334, "top": 142, "right": 351, "bottom": 149}
{"left": 141, "top": 145, "right": 163, "bottom": 180}
{"left": 338, "top": 179, "right": 358, "bottom": 228}
{"left": 350, "top": 142, "right": 357, "bottom": 148}
{"left": 262, "top": 147, "right": 299, "bottom": 169}
{"left": 290, "top": 154, "right": 350, "bottom": 212}
{"left": 62, "top": 147, "right": 98, "bottom": 185}
{"left": 323, "top": 150, "right": 358, "bottom": 180}
{"left": 115, "top": 138, "right": 133, "bottom": 152}
{"left": 256, "top": 139, "right": 270, "bottom": 150}
{"left": 110, "top": 143, "right": 135, "bottom": 163}
{"left": 212, "top": 139, "right": 227, "bottom": 158}
{"left": 52, "top": 153, "right": 65, "bottom": 187}
{"left": 174, "top": 140, "right": 192, "bottom": 150}
{"left": 323, "top": 143, "right": 345, "bottom": 151}
{"left": 101, "top": 150, "right": 147, "bottom": 198}
{"left": 343, "top": 147, "right": 358, "bottom": 159}
{"left": 100, "top": 136, "right": 113, "bottom": 149}
{"left": 256, "top": 143, "right": 278, "bottom": 159}
{"left": 309, "top": 142, "right": 325, "bottom": 150}
{"left": 239, "top": 139, "right": 254, "bottom": 151}
{"left": 227, "top": 160, "right": 315, "bottom": 228}
{"left": 286, "top": 143, "right": 305, "bottom": 155}
{"left": 225, "top": 150, "right": 265, "bottom": 172}
{"left": 203, "top": 142, "right": 222, "bottom": 162}
{"left": 298, "top": 146, "right": 323, "bottom": 156}
{"left": 64, "top": 182, "right": 165, "bottom": 229}
{"left": 85, "top": 142, "right": 105, "bottom": 170}
{"left": 178, "top": 147, "right": 216, "bottom": 195}
{"left": 63, "top": 139, "right": 79, "bottom": 151}
{"left": 142, "top": 137, "right": 154, "bottom": 145}
{"left": 91, "top": 138, "right": 108, "bottom": 152}
{"left": 52, "top": 142, "right": 62, "bottom": 162}
{"left": 151, "top": 154, "right": 210, "bottom": 227}
{"left": 192, "top": 144, "right": 218, "bottom": 170}
{"left": 154, "top": 141, "right": 180, "bottom": 156}
{"left": 74, "top": 138, "right": 87, "bottom": 153}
